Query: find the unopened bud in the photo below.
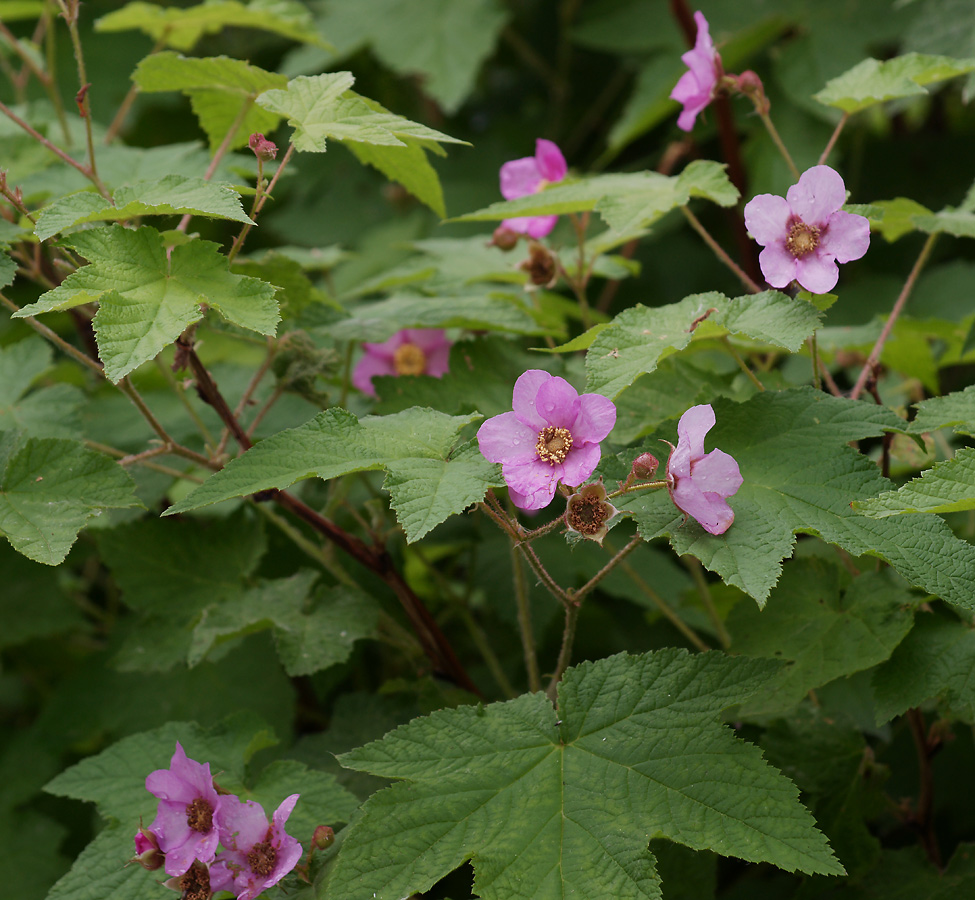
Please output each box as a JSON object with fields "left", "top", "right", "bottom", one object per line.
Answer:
{"left": 490, "top": 226, "right": 520, "bottom": 251}
{"left": 520, "top": 242, "right": 557, "bottom": 287}
{"left": 248, "top": 132, "right": 278, "bottom": 162}
{"left": 129, "top": 826, "right": 164, "bottom": 871}
{"left": 630, "top": 452, "right": 658, "bottom": 480}
{"left": 312, "top": 825, "right": 335, "bottom": 850}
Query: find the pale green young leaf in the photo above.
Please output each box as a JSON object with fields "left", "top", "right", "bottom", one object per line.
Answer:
{"left": 0, "top": 437, "right": 139, "bottom": 565}
{"left": 853, "top": 448, "right": 975, "bottom": 517}
{"left": 96, "top": 0, "right": 331, "bottom": 51}
{"left": 585, "top": 291, "right": 823, "bottom": 397}
{"left": 622, "top": 389, "right": 975, "bottom": 609}
{"left": 15, "top": 225, "right": 278, "bottom": 382}
{"left": 814, "top": 52, "right": 975, "bottom": 113}
{"left": 331, "top": 650, "right": 842, "bottom": 900}
{"left": 133, "top": 52, "right": 286, "bottom": 150}
{"left": 35, "top": 176, "right": 253, "bottom": 241}
{"left": 726, "top": 559, "right": 916, "bottom": 716}
{"left": 865, "top": 198, "right": 933, "bottom": 241}
{"left": 913, "top": 208, "right": 975, "bottom": 238}
{"left": 872, "top": 611, "right": 975, "bottom": 724}
{"left": 344, "top": 132, "right": 447, "bottom": 217}
{"left": 0, "top": 337, "right": 83, "bottom": 438}
{"left": 327, "top": 292, "right": 550, "bottom": 342}
{"left": 164, "top": 408, "right": 499, "bottom": 541}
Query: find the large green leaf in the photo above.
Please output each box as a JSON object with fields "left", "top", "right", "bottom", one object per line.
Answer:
{"left": 0, "top": 436, "right": 139, "bottom": 565}
{"left": 34, "top": 175, "right": 253, "bottom": 241}
{"left": 14, "top": 225, "right": 279, "bottom": 382}
{"left": 814, "top": 52, "right": 975, "bottom": 113}
{"left": 96, "top": 0, "right": 330, "bottom": 50}
{"left": 0, "top": 337, "right": 83, "bottom": 438}
{"left": 909, "top": 384, "right": 975, "bottom": 435}
{"left": 853, "top": 448, "right": 975, "bottom": 517}
{"left": 872, "top": 610, "right": 975, "bottom": 724}
{"left": 726, "top": 559, "right": 916, "bottom": 716}
{"left": 164, "top": 408, "right": 501, "bottom": 541}
{"left": 133, "top": 52, "right": 286, "bottom": 150}
{"left": 621, "top": 389, "right": 975, "bottom": 609}
{"left": 454, "top": 161, "right": 738, "bottom": 233}
{"left": 330, "top": 650, "right": 842, "bottom": 900}
{"left": 583, "top": 291, "right": 823, "bottom": 398}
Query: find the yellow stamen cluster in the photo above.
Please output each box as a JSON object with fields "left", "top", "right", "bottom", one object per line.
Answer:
{"left": 786, "top": 220, "right": 820, "bottom": 258}
{"left": 536, "top": 426, "right": 573, "bottom": 464}
{"left": 393, "top": 343, "right": 427, "bottom": 376}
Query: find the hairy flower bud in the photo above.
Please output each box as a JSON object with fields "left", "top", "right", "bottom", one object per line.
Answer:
{"left": 630, "top": 452, "right": 659, "bottom": 480}
{"left": 248, "top": 133, "right": 278, "bottom": 162}
{"left": 312, "top": 825, "right": 335, "bottom": 850}
{"left": 490, "top": 225, "right": 520, "bottom": 251}
{"left": 130, "top": 825, "right": 164, "bottom": 870}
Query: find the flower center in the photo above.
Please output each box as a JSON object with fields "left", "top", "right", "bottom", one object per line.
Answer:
{"left": 567, "top": 494, "right": 608, "bottom": 535}
{"left": 536, "top": 426, "right": 573, "bottom": 465}
{"left": 393, "top": 343, "right": 427, "bottom": 376}
{"left": 185, "top": 797, "right": 213, "bottom": 833}
{"left": 785, "top": 220, "right": 821, "bottom": 258}
{"left": 180, "top": 865, "right": 211, "bottom": 900}
{"left": 247, "top": 840, "right": 277, "bottom": 876}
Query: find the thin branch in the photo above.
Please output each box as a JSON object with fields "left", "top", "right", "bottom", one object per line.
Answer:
{"left": 104, "top": 32, "right": 170, "bottom": 144}
{"left": 546, "top": 601, "right": 580, "bottom": 702}
{"left": 512, "top": 542, "right": 542, "bottom": 693}
{"left": 681, "top": 206, "right": 762, "bottom": 294}
{"left": 721, "top": 336, "right": 764, "bottom": 391}
{"left": 684, "top": 554, "right": 730, "bottom": 648}
{"left": 850, "top": 233, "right": 937, "bottom": 400}
{"left": 571, "top": 532, "right": 642, "bottom": 604}
{"left": 57, "top": 0, "right": 100, "bottom": 187}
{"left": 818, "top": 112, "right": 850, "bottom": 167}
{"left": 228, "top": 142, "right": 296, "bottom": 262}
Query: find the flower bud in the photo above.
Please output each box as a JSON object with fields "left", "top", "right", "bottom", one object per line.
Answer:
{"left": 248, "top": 132, "right": 278, "bottom": 162}
{"left": 630, "top": 452, "right": 658, "bottom": 480}
{"left": 490, "top": 225, "right": 520, "bottom": 251}
{"left": 312, "top": 825, "right": 335, "bottom": 850}
{"left": 129, "top": 825, "right": 164, "bottom": 871}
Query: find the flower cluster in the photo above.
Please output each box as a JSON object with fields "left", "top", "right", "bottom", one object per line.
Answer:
{"left": 744, "top": 165, "right": 870, "bottom": 294}
{"left": 665, "top": 404, "right": 742, "bottom": 535}
{"left": 353, "top": 328, "right": 452, "bottom": 396}
{"left": 498, "top": 138, "right": 568, "bottom": 239}
{"left": 478, "top": 369, "right": 616, "bottom": 511}
{"left": 134, "top": 743, "right": 302, "bottom": 900}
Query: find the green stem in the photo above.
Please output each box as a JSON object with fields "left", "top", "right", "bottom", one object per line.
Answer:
{"left": 818, "top": 112, "right": 850, "bottom": 167}
{"left": 571, "top": 533, "right": 642, "bottom": 604}
{"left": 228, "top": 142, "right": 295, "bottom": 262}
{"left": 681, "top": 206, "right": 762, "bottom": 294}
{"left": 684, "top": 555, "right": 729, "bottom": 649}
{"left": 757, "top": 110, "right": 800, "bottom": 180}
{"left": 546, "top": 601, "right": 580, "bottom": 702}
{"left": 808, "top": 333, "right": 821, "bottom": 391}
{"left": 512, "top": 543, "right": 542, "bottom": 693}
{"left": 850, "top": 233, "right": 937, "bottom": 400}
{"left": 57, "top": 0, "right": 100, "bottom": 187}
{"left": 722, "top": 336, "right": 765, "bottom": 391}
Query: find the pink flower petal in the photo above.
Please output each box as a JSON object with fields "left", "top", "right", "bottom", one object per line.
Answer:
{"left": 692, "top": 448, "right": 743, "bottom": 498}
{"left": 361, "top": 333, "right": 403, "bottom": 359}
{"left": 352, "top": 351, "right": 395, "bottom": 395}
{"left": 511, "top": 369, "right": 552, "bottom": 430}
{"left": 794, "top": 252, "right": 839, "bottom": 294}
{"left": 560, "top": 442, "right": 602, "bottom": 487}
{"left": 534, "top": 375, "right": 581, "bottom": 429}
{"left": 503, "top": 458, "right": 559, "bottom": 510}
{"left": 404, "top": 329, "right": 447, "bottom": 352}
{"left": 571, "top": 392, "right": 617, "bottom": 444}
{"left": 677, "top": 404, "right": 714, "bottom": 460}
{"left": 786, "top": 165, "right": 846, "bottom": 228}
{"left": 671, "top": 477, "right": 735, "bottom": 535}
{"left": 822, "top": 210, "right": 870, "bottom": 263}
{"left": 146, "top": 769, "right": 196, "bottom": 803}
{"left": 535, "top": 139, "right": 567, "bottom": 183}
{"left": 477, "top": 412, "right": 538, "bottom": 466}
{"left": 218, "top": 796, "right": 269, "bottom": 852}
{"left": 424, "top": 342, "right": 451, "bottom": 377}
{"left": 757, "top": 243, "right": 798, "bottom": 289}
{"left": 500, "top": 156, "right": 542, "bottom": 200}
{"left": 743, "top": 193, "right": 792, "bottom": 246}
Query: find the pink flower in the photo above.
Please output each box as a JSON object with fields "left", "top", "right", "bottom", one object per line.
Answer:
{"left": 477, "top": 369, "right": 616, "bottom": 511}
{"left": 352, "top": 328, "right": 451, "bottom": 396}
{"left": 670, "top": 11, "right": 722, "bottom": 132}
{"left": 743, "top": 165, "right": 870, "bottom": 294}
{"left": 214, "top": 794, "right": 303, "bottom": 900}
{"left": 499, "top": 139, "right": 568, "bottom": 239}
{"left": 665, "top": 404, "right": 742, "bottom": 535}
{"left": 145, "top": 742, "right": 224, "bottom": 877}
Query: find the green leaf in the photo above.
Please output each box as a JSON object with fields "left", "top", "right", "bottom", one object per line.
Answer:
{"left": 15, "top": 226, "right": 278, "bottom": 382}
{"left": 0, "top": 337, "right": 83, "bottom": 438}
{"left": 872, "top": 611, "right": 975, "bottom": 724}
{"left": 910, "top": 385, "right": 975, "bottom": 436}
{"left": 913, "top": 208, "right": 975, "bottom": 238}
{"left": 45, "top": 825, "right": 145, "bottom": 900}
{"left": 853, "top": 448, "right": 975, "bottom": 517}
{"left": 726, "top": 559, "right": 916, "bottom": 716}
{"left": 133, "top": 52, "right": 286, "bottom": 150}
{"left": 622, "top": 389, "right": 975, "bottom": 609}
{"left": 867, "top": 198, "right": 933, "bottom": 242}
{"left": 96, "top": 0, "right": 331, "bottom": 50}
{"left": 34, "top": 176, "right": 253, "bottom": 241}
{"left": 331, "top": 650, "right": 842, "bottom": 900}
{"left": 454, "top": 161, "right": 737, "bottom": 233}
{"left": 584, "top": 291, "right": 823, "bottom": 398}
{"left": 256, "top": 74, "right": 466, "bottom": 152}
{"left": 327, "top": 292, "right": 551, "bottom": 342}
{"left": 814, "top": 52, "right": 975, "bottom": 113}
{"left": 0, "top": 437, "right": 139, "bottom": 565}
{"left": 164, "top": 408, "right": 500, "bottom": 541}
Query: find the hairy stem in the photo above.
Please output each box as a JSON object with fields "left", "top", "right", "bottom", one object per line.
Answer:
{"left": 512, "top": 543, "right": 542, "bottom": 693}
{"left": 57, "top": 0, "right": 100, "bottom": 187}
{"left": 818, "top": 112, "right": 850, "bottom": 167}
{"left": 546, "top": 601, "right": 580, "bottom": 702}
{"left": 757, "top": 111, "right": 799, "bottom": 179}
{"left": 571, "top": 533, "right": 642, "bottom": 604}
{"left": 228, "top": 142, "right": 296, "bottom": 262}
{"left": 681, "top": 206, "right": 762, "bottom": 294}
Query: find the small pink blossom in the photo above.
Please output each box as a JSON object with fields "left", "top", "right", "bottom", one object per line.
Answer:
{"left": 352, "top": 328, "right": 451, "bottom": 396}
{"left": 499, "top": 139, "right": 567, "bottom": 239}
{"left": 145, "top": 742, "right": 224, "bottom": 877}
{"left": 743, "top": 165, "right": 870, "bottom": 294}
{"left": 477, "top": 369, "right": 616, "bottom": 511}
{"left": 670, "top": 11, "right": 722, "bottom": 132}
{"left": 665, "top": 404, "right": 742, "bottom": 535}
{"left": 214, "top": 794, "right": 303, "bottom": 900}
